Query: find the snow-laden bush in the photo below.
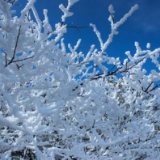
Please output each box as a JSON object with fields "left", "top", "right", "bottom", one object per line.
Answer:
{"left": 0, "top": 0, "right": 160, "bottom": 159}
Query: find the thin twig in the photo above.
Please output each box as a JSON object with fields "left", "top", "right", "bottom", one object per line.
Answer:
{"left": 144, "top": 81, "right": 153, "bottom": 93}
{"left": 4, "top": 52, "right": 8, "bottom": 66}
{"left": 67, "top": 25, "right": 87, "bottom": 31}
{"left": 12, "top": 55, "right": 34, "bottom": 63}
{"left": 149, "top": 83, "right": 160, "bottom": 92}
{"left": 108, "top": 65, "right": 116, "bottom": 73}
{"left": 6, "top": 26, "right": 21, "bottom": 67}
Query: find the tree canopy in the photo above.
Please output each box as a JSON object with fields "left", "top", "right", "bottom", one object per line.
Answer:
{"left": 0, "top": 0, "right": 160, "bottom": 159}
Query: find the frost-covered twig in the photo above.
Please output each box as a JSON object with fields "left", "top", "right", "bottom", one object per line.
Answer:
{"left": 5, "top": 25, "right": 21, "bottom": 67}
{"left": 90, "top": 4, "right": 138, "bottom": 53}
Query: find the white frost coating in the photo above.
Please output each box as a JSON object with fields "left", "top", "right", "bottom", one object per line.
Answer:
{"left": 114, "top": 4, "right": 139, "bottom": 28}
{"left": 125, "top": 51, "right": 133, "bottom": 61}
{"left": 108, "top": 4, "right": 115, "bottom": 14}
{"left": 31, "top": 6, "right": 42, "bottom": 30}
{"left": 43, "top": 9, "right": 49, "bottom": 24}
{"left": 0, "top": 0, "right": 11, "bottom": 21}
{"left": 59, "top": 4, "right": 73, "bottom": 22}
{"left": 134, "top": 41, "right": 142, "bottom": 57}
{"left": 59, "top": 0, "right": 79, "bottom": 22}
{"left": 54, "top": 24, "right": 67, "bottom": 34}
{"left": 61, "top": 38, "right": 66, "bottom": 52}
{"left": 68, "top": 0, "right": 80, "bottom": 7}
{"left": 147, "top": 43, "right": 151, "bottom": 49}
{"left": 90, "top": 23, "right": 104, "bottom": 50}
{"left": 84, "top": 45, "right": 95, "bottom": 62}
{"left": 21, "top": 0, "right": 36, "bottom": 19}
{"left": 74, "top": 39, "right": 81, "bottom": 51}
{"left": 101, "top": 30, "right": 116, "bottom": 52}
{"left": 101, "top": 4, "right": 138, "bottom": 52}
{"left": 2, "top": 1, "right": 160, "bottom": 160}
{"left": 95, "top": 60, "right": 108, "bottom": 74}
{"left": 43, "top": 9, "right": 52, "bottom": 39}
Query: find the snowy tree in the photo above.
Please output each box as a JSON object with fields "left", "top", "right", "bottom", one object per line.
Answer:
{"left": 0, "top": 0, "right": 160, "bottom": 159}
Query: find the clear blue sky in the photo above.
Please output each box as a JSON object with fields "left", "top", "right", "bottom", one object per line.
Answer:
{"left": 16, "top": 0, "right": 160, "bottom": 71}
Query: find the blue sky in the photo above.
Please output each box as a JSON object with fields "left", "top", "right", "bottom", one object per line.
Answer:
{"left": 16, "top": 0, "right": 160, "bottom": 71}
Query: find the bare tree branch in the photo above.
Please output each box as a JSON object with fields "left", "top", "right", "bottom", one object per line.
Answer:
{"left": 4, "top": 0, "right": 17, "bottom": 5}
{"left": 5, "top": 26, "right": 21, "bottom": 67}
{"left": 67, "top": 25, "right": 87, "bottom": 31}
{"left": 12, "top": 55, "right": 34, "bottom": 63}
{"left": 144, "top": 81, "right": 153, "bottom": 93}
{"left": 4, "top": 52, "right": 8, "bottom": 66}
{"left": 149, "top": 83, "right": 160, "bottom": 92}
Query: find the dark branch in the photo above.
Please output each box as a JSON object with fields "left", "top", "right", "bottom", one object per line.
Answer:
{"left": 108, "top": 65, "right": 116, "bottom": 73}
{"left": 67, "top": 25, "right": 87, "bottom": 31}
{"left": 5, "top": 0, "right": 17, "bottom": 5}
{"left": 12, "top": 55, "right": 34, "bottom": 63}
{"left": 149, "top": 83, "right": 160, "bottom": 92}
{"left": 5, "top": 26, "right": 21, "bottom": 67}
{"left": 4, "top": 52, "right": 8, "bottom": 66}
{"left": 144, "top": 81, "right": 153, "bottom": 93}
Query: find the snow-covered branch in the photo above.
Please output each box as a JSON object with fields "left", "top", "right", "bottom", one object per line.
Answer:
{"left": 1, "top": 0, "right": 160, "bottom": 160}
